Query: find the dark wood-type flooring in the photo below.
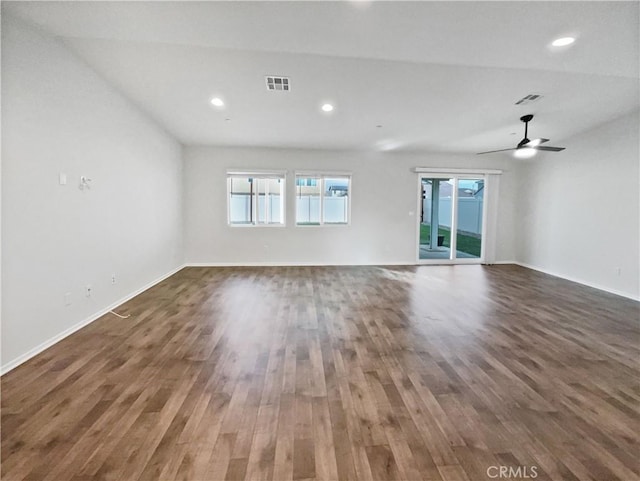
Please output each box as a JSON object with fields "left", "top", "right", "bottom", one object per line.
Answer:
{"left": 2, "top": 265, "right": 639, "bottom": 481}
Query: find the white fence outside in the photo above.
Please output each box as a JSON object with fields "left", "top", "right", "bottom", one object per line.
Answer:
{"left": 230, "top": 194, "right": 348, "bottom": 224}
{"left": 423, "top": 198, "right": 483, "bottom": 234}
{"left": 230, "top": 194, "right": 282, "bottom": 223}
{"left": 296, "top": 196, "right": 348, "bottom": 223}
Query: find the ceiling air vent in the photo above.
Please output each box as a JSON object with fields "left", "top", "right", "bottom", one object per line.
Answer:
{"left": 515, "top": 94, "right": 542, "bottom": 105}
{"left": 266, "top": 76, "right": 290, "bottom": 91}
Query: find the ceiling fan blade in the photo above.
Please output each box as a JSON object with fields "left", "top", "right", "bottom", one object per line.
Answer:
{"left": 524, "top": 138, "right": 550, "bottom": 147}
{"left": 476, "top": 148, "right": 516, "bottom": 155}
{"left": 534, "top": 145, "right": 565, "bottom": 152}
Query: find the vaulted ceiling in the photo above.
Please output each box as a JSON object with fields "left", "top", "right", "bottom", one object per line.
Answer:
{"left": 4, "top": 1, "right": 639, "bottom": 154}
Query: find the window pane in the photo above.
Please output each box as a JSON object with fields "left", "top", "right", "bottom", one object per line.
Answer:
{"left": 229, "top": 175, "right": 284, "bottom": 225}
{"left": 296, "top": 177, "right": 321, "bottom": 224}
{"left": 270, "top": 178, "right": 283, "bottom": 224}
{"left": 229, "top": 177, "right": 254, "bottom": 224}
{"left": 323, "top": 177, "right": 349, "bottom": 224}
{"left": 455, "top": 178, "right": 483, "bottom": 258}
{"left": 256, "top": 178, "right": 284, "bottom": 224}
{"left": 296, "top": 178, "right": 317, "bottom": 187}
{"left": 256, "top": 178, "right": 267, "bottom": 224}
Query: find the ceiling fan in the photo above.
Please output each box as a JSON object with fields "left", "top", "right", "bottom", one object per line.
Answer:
{"left": 477, "top": 114, "right": 565, "bottom": 156}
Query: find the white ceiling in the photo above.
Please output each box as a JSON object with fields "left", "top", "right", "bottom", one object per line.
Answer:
{"left": 4, "top": 1, "right": 639, "bottom": 154}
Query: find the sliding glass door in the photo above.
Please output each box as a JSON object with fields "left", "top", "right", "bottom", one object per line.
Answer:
{"left": 418, "top": 175, "right": 486, "bottom": 263}
{"left": 456, "top": 178, "right": 484, "bottom": 259}
{"left": 420, "top": 178, "right": 453, "bottom": 259}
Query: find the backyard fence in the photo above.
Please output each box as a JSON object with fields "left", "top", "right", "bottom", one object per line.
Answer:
{"left": 230, "top": 194, "right": 282, "bottom": 223}
{"left": 423, "top": 198, "right": 483, "bottom": 234}
{"left": 230, "top": 194, "right": 348, "bottom": 224}
{"left": 296, "top": 196, "right": 348, "bottom": 224}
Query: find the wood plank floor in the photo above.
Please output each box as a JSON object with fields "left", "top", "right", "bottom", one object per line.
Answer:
{"left": 2, "top": 265, "right": 639, "bottom": 481}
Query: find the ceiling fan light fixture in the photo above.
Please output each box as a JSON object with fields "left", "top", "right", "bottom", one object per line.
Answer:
{"left": 552, "top": 36, "right": 575, "bottom": 47}
{"left": 514, "top": 148, "right": 537, "bottom": 159}
{"left": 210, "top": 97, "right": 224, "bottom": 107}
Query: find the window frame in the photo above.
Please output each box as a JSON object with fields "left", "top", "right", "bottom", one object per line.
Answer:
{"left": 294, "top": 172, "right": 352, "bottom": 227}
{"left": 227, "top": 170, "right": 286, "bottom": 227}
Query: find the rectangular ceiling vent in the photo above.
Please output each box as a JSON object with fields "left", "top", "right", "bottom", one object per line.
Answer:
{"left": 515, "top": 94, "right": 542, "bottom": 105}
{"left": 266, "top": 76, "right": 290, "bottom": 91}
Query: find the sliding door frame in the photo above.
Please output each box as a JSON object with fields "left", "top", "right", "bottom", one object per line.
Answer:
{"left": 415, "top": 172, "right": 489, "bottom": 265}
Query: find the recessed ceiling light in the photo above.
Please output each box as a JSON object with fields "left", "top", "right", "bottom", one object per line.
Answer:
{"left": 321, "top": 103, "right": 334, "bottom": 112}
{"left": 514, "top": 148, "right": 537, "bottom": 159}
{"left": 210, "top": 97, "right": 224, "bottom": 107}
{"left": 552, "top": 37, "right": 575, "bottom": 47}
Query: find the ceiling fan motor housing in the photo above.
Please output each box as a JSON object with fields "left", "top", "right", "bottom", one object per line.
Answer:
{"left": 517, "top": 114, "right": 534, "bottom": 147}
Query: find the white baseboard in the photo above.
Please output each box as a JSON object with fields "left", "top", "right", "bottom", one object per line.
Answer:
{"left": 185, "top": 261, "right": 417, "bottom": 267}
{"left": 513, "top": 262, "right": 639, "bottom": 301}
{"left": 186, "top": 261, "right": 515, "bottom": 267}
{"left": 1, "top": 264, "right": 186, "bottom": 376}
{"left": 437, "top": 260, "right": 638, "bottom": 301}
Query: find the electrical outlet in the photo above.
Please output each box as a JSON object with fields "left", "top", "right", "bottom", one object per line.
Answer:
{"left": 64, "top": 292, "right": 72, "bottom": 306}
{"left": 616, "top": 267, "right": 622, "bottom": 276}
{"left": 86, "top": 285, "right": 92, "bottom": 298}
{"left": 111, "top": 274, "right": 117, "bottom": 284}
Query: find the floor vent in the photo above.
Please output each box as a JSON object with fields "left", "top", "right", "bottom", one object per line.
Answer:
{"left": 266, "top": 76, "right": 290, "bottom": 91}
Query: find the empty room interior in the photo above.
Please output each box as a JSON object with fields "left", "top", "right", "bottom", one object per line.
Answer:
{"left": 1, "top": 2, "right": 639, "bottom": 481}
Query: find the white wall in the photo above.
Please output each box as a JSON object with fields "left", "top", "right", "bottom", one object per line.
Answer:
{"left": 1, "top": 15, "right": 184, "bottom": 370}
{"left": 516, "top": 110, "right": 640, "bottom": 300}
{"left": 184, "top": 146, "right": 517, "bottom": 265}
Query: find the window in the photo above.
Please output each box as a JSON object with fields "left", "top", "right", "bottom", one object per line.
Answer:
{"left": 296, "top": 174, "right": 350, "bottom": 225}
{"left": 228, "top": 172, "right": 285, "bottom": 225}
{"left": 296, "top": 178, "right": 317, "bottom": 187}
